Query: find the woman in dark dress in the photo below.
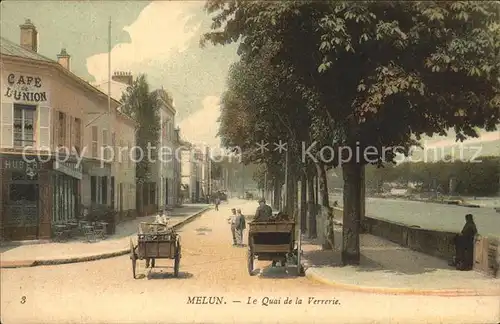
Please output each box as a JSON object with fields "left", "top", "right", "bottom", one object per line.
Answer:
{"left": 450, "top": 214, "right": 478, "bottom": 270}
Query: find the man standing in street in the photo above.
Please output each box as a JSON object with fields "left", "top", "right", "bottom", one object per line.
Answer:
{"left": 227, "top": 208, "right": 237, "bottom": 245}
{"left": 235, "top": 208, "right": 246, "bottom": 246}
{"left": 253, "top": 198, "right": 272, "bottom": 222}
{"left": 215, "top": 196, "right": 220, "bottom": 211}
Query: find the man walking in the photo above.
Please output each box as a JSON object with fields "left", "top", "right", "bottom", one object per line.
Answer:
{"left": 235, "top": 208, "right": 246, "bottom": 246}
{"left": 227, "top": 208, "right": 237, "bottom": 246}
{"left": 215, "top": 196, "right": 220, "bottom": 211}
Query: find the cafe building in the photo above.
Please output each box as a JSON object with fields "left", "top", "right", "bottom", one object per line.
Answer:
{"left": 0, "top": 19, "right": 119, "bottom": 241}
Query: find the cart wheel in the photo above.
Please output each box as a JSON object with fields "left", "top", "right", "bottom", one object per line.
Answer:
{"left": 132, "top": 258, "right": 137, "bottom": 279}
{"left": 247, "top": 249, "right": 254, "bottom": 276}
{"left": 151, "top": 258, "right": 156, "bottom": 268}
{"left": 129, "top": 239, "right": 138, "bottom": 279}
{"left": 174, "top": 245, "right": 181, "bottom": 277}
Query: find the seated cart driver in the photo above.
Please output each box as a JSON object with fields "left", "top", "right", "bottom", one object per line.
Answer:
{"left": 254, "top": 198, "right": 272, "bottom": 222}
{"left": 154, "top": 210, "right": 170, "bottom": 230}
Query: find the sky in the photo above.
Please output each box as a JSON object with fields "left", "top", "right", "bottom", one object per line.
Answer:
{"left": 1, "top": 0, "right": 498, "bottom": 154}
{"left": 0, "top": 0, "right": 238, "bottom": 149}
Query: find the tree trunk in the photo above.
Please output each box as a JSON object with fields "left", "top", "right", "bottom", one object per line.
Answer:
{"left": 314, "top": 176, "right": 319, "bottom": 205}
{"left": 360, "top": 165, "right": 366, "bottom": 233}
{"left": 286, "top": 169, "right": 294, "bottom": 217}
{"left": 300, "top": 173, "right": 307, "bottom": 234}
{"left": 307, "top": 173, "right": 317, "bottom": 238}
{"left": 316, "top": 163, "right": 333, "bottom": 250}
{"left": 316, "top": 163, "right": 330, "bottom": 207}
{"left": 342, "top": 162, "right": 362, "bottom": 265}
{"left": 273, "top": 178, "right": 280, "bottom": 210}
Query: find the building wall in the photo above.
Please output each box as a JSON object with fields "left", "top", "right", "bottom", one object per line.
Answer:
{"left": 1, "top": 58, "right": 84, "bottom": 151}
{"left": 94, "top": 79, "right": 137, "bottom": 217}
{"left": 157, "top": 96, "right": 177, "bottom": 208}
{"left": 0, "top": 57, "right": 98, "bottom": 240}
{"left": 112, "top": 113, "right": 136, "bottom": 217}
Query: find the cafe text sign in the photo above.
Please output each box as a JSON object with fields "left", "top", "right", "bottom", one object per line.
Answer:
{"left": 3, "top": 73, "right": 48, "bottom": 103}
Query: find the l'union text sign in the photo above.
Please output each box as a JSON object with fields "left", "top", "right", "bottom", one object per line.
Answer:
{"left": 4, "top": 73, "right": 48, "bottom": 103}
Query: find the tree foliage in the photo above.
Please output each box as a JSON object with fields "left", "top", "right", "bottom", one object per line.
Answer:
{"left": 120, "top": 74, "right": 161, "bottom": 183}
{"left": 203, "top": 0, "right": 500, "bottom": 264}
{"left": 204, "top": 1, "right": 500, "bottom": 162}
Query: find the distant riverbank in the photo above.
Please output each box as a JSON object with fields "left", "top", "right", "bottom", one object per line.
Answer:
{"left": 329, "top": 193, "right": 500, "bottom": 238}
{"left": 366, "top": 194, "right": 500, "bottom": 208}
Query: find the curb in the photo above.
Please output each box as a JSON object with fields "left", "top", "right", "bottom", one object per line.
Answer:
{"left": 0, "top": 207, "right": 211, "bottom": 269}
{"left": 305, "top": 267, "right": 500, "bottom": 297}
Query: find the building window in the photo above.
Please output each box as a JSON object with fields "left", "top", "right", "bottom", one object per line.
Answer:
{"left": 101, "top": 176, "right": 108, "bottom": 204}
{"left": 149, "top": 183, "right": 156, "bottom": 205}
{"left": 119, "top": 140, "right": 124, "bottom": 163}
{"left": 143, "top": 184, "right": 148, "bottom": 205}
{"left": 13, "top": 104, "right": 36, "bottom": 147}
{"left": 91, "top": 126, "right": 98, "bottom": 158}
{"left": 128, "top": 141, "right": 132, "bottom": 168}
{"left": 58, "top": 112, "right": 66, "bottom": 147}
{"left": 91, "top": 176, "right": 97, "bottom": 203}
{"left": 74, "top": 118, "right": 81, "bottom": 153}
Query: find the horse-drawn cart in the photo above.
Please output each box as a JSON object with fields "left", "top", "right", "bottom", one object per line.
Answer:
{"left": 129, "top": 223, "right": 181, "bottom": 279}
{"left": 247, "top": 220, "right": 303, "bottom": 276}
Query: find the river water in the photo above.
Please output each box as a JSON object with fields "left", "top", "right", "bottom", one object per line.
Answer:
{"left": 329, "top": 194, "right": 500, "bottom": 238}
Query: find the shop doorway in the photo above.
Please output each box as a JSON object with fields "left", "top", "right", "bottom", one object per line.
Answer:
{"left": 4, "top": 170, "right": 39, "bottom": 240}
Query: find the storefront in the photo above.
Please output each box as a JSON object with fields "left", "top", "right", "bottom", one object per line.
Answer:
{"left": 0, "top": 155, "right": 83, "bottom": 241}
{"left": 52, "top": 160, "right": 82, "bottom": 225}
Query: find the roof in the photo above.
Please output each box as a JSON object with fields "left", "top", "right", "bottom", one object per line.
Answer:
{"left": 0, "top": 36, "right": 54, "bottom": 63}
{"left": 1, "top": 36, "right": 136, "bottom": 126}
{"left": 93, "top": 80, "right": 129, "bottom": 102}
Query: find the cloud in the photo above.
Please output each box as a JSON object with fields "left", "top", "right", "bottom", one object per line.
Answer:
{"left": 178, "top": 95, "right": 221, "bottom": 149}
{"left": 424, "top": 130, "right": 499, "bottom": 149}
{"left": 85, "top": 1, "right": 203, "bottom": 83}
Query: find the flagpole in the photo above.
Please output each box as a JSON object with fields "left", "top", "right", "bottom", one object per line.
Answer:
{"left": 108, "top": 16, "right": 111, "bottom": 119}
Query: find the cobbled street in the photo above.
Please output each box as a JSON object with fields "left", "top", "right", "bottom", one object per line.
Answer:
{"left": 1, "top": 200, "right": 498, "bottom": 323}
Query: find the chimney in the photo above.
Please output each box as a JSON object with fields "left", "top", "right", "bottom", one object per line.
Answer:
{"left": 112, "top": 71, "right": 133, "bottom": 86}
{"left": 20, "top": 19, "right": 38, "bottom": 52}
{"left": 57, "top": 48, "right": 70, "bottom": 70}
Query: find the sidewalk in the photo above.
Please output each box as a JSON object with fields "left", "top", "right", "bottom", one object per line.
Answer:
{"left": 302, "top": 225, "right": 500, "bottom": 296}
{"left": 0, "top": 204, "right": 211, "bottom": 268}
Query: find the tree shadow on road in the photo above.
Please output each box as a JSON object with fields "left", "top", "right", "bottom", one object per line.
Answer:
{"left": 302, "top": 246, "right": 454, "bottom": 275}
{"left": 146, "top": 270, "right": 194, "bottom": 280}
{"left": 255, "top": 264, "right": 301, "bottom": 279}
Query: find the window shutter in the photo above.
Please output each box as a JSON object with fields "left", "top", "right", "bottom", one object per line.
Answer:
{"left": 38, "top": 106, "right": 51, "bottom": 150}
{"left": 1, "top": 102, "right": 13, "bottom": 148}
{"left": 111, "top": 132, "right": 116, "bottom": 161}
{"left": 53, "top": 110, "right": 58, "bottom": 150}
{"left": 102, "top": 129, "right": 108, "bottom": 160}
{"left": 91, "top": 126, "right": 98, "bottom": 158}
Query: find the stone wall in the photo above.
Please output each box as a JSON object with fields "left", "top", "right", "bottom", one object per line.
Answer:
{"left": 319, "top": 205, "right": 499, "bottom": 278}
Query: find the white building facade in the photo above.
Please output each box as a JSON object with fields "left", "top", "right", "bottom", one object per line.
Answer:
{"left": 152, "top": 89, "right": 179, "bottom": 209}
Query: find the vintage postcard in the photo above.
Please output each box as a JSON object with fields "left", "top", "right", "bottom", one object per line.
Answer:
{"left": 1, "top": 1, "right": 499, "bottom": 323}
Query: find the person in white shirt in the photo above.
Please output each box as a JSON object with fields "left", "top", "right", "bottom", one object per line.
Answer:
{"left": 155, "top": 210, "right": 169, "bottom": 227}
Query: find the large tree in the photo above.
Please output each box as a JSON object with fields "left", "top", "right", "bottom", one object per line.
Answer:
{"left": 120, "top": 74, "right": 161, "bottom": 184}
{"left": 203, "top": 1, "right": 500, "bottom": 265}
